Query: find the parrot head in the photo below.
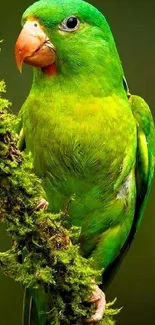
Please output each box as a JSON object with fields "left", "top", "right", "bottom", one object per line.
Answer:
{"left": 15, "top": 0, "right": 123, "bottom": 89}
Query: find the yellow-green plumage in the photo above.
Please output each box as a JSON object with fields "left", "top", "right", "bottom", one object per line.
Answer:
{"left": 17, "top": 0, "right": 155, "bottom": 323}
{"left": 21, "top": 89, "right": 137, "bottom": 270}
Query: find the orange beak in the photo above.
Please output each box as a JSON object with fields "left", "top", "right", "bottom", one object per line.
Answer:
{"left": 15, "top": 21, "right": 56, "bottom": 72}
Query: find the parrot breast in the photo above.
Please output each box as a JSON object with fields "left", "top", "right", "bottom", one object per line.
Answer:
{"left": 22, "top": 87, "right": 137, "bottom": 221}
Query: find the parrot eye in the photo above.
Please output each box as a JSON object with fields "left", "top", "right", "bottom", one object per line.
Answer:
{"left": 59, "top": 16, "right": 80, "bottom": 32}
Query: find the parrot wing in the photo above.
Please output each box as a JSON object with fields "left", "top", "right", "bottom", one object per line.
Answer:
{"left": 102, "top": 94, "right": 155, "bottom": 287}
{"left": 129, "top": 95, "right": 155, "bottom": 234}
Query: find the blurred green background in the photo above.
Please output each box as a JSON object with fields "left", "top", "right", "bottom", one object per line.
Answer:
{"left": 0, "top": 0, "right": 155, "bottom": 324}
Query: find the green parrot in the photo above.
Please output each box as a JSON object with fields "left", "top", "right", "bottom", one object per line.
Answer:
{"left": 15, "top": 0, "right": 155, "bottom": 323}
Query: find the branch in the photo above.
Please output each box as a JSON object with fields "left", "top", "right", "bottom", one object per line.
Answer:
{"left": 0, "top": 70, "right": 120, "bottom": 324}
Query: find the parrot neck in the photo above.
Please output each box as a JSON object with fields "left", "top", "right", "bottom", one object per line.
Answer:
{"left": 31, "top": 64, "right": 125, "bottom": 99}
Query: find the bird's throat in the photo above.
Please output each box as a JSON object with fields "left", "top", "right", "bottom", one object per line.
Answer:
{"left": 42, "top": 63, "right": 57, "bottom": 76}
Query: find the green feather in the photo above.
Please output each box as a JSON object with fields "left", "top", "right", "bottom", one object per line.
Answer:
{"left": 129, "top": 95, "right": 155, "bottom": 232}
{"left": 17, "top": 0, "right": 155, "bottom": 322}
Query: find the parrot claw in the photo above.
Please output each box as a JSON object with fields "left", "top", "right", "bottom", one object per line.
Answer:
{"left": 36, "top": 198, "right": 49, "bottom": 211}
{"left": 84, "top": 285, "right": 106, "bottom": 323}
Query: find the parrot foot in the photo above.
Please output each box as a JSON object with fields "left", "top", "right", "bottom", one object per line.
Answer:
{"left": 84, "top": 285, "right": 106, "bottom": 323}
{"left": 36, "top": 198, "right": 49, "bottom": 211}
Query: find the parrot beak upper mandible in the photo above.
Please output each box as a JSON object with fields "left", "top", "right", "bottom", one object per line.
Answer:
{"left": 15, "top": 21, "right": 56, "bottom": 72}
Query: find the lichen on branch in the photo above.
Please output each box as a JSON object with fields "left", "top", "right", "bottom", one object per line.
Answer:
{"left": 0, "top": 75, "right": 120, "bottom": 324}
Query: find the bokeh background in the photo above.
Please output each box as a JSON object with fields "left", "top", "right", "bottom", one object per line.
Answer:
{"left": 0, "top": 0, "right": 155, "bottom": 324}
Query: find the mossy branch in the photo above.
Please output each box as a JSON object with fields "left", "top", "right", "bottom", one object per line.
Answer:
{"left": 0, "top": 74, "right": 120, "bottom": 324}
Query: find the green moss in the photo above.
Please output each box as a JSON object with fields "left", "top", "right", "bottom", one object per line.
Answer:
{"left": 0, "top": 63, "right": 120, "bottom": 324}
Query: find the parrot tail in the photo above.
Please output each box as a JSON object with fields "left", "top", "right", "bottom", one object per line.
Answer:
{"left": 23, "top": 288, "right": 48, "bottom": 325}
